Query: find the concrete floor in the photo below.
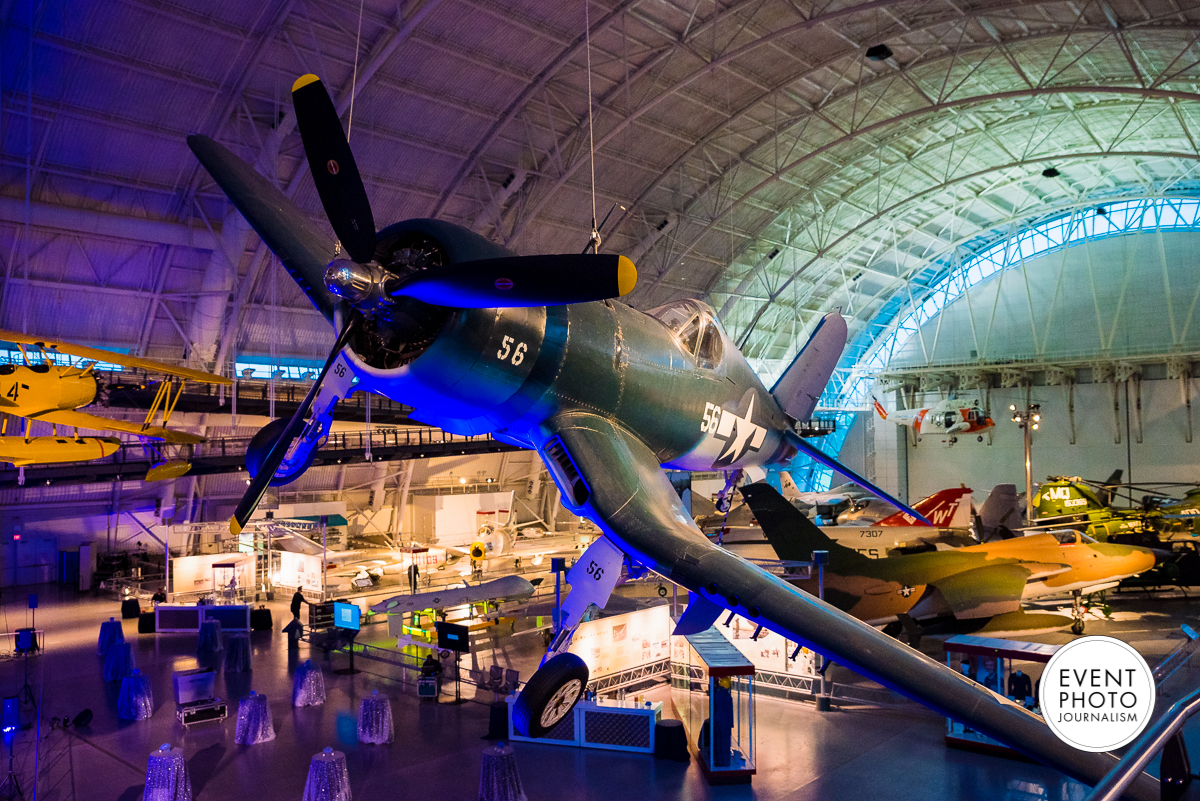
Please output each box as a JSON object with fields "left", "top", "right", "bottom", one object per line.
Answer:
{"left": 0, "top": 585, "right": 1195, "bottom": 800}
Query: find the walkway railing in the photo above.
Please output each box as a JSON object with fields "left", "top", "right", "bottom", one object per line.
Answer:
{"left": 1083, "top": 685, "right": 1200, "bottom": 801}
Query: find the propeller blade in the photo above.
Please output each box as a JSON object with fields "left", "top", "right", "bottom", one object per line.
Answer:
{"left": 291, "top": 74, "right": 376, "bottom": 264}
{"left": 229, "top": 315, "right": 362, "bottom": 535}
{"left": 389, "top": 253, "right": 637, "bottom": 308}
{"left": 187, "top": 135, "right": 339, "bottom": 321}
{"left": 793, "top": 437, "right": 933, "bottom": 525}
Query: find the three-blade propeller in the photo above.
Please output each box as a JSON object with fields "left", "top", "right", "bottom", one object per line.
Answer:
{"left": 223, "top": 75, "right": 638, "bottom": 534}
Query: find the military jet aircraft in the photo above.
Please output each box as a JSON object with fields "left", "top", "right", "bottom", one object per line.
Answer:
{"left": 741, "top": 483, "right": 1158, "bottom": 635}
{"left": 874, "top": 395, "right": 994, "bottom": 445}
{"left": 182, "top": 74, "right": 1157, "bottom": 793}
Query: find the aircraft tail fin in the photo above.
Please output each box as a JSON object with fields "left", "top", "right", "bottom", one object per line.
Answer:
{"left": 1097, "top": 469, "right": 1123, "bottom": 507}
{"left": 740, "top": 483, "right": 867, "bottom": 569}
{"left": 872, "top": 397, "right": 888, "bottom": 420}
{"left": 979, "top": 484, "right": 1020, "bottom": 530}
{"left": 777, "top": 470, "right": 800, "bottom": 499}
{"left": 877, "top": 487, "right": 972, "bottom": 527}
{"left": 769, "top": 311, "right": 848, "bottom": 422}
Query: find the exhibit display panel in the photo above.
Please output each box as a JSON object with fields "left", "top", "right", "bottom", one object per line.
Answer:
{"left": 568, "top": 604, "right": 671, "bottom": 684}
{"left": 672, "top": 627, "right": 756, "bottom": 783}
{"left": 943, "top": 635, "right": 1059, "bottom": 756}
{"left": 156, "top": 605, "right": 250, "bottom": 633}
{"left": 506, "top": 696, "right": 662, "bottom": 753}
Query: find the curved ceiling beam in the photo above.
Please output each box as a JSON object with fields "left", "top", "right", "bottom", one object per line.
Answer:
{"left": 672, "top": 84, "right": 1200, "bottom": 271}
{"left": 730, "top": 150, "right": 1200, "bottom": 352}
{"left": 429, "top": 0, "right": 646, "bottom": 216}
{"left": 682, "top": 95, "right": 1193, "bottom": 306}
{"left": 506, "top": 1, "right": 1192, "bottom": 245}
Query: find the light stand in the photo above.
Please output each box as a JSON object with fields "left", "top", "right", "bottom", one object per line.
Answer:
{"left": 1009, "top": 403, "right": 1043, "bottom": 522}
{"left": 0, "top": 734, "right": 24, "bottom": 801}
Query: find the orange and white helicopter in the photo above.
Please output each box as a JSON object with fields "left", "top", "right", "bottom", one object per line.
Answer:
{"left": 0, "top": 328, "right": 229, "bottom": 471}
{"left": 873, "top": 395, "right": 994, "bottom": 445}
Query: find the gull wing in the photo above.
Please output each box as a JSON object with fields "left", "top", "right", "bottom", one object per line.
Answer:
{"left": 0, "top": 328, "right": 231, "bottom": 385}
{"left": 29, "top": 409, "right": 204, "bottom": 443}
{"left": 536, "top": 412, "right": 1151, "bottom": 797}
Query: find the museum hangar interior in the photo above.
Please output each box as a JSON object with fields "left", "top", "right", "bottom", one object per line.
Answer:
{"left": 7, "top": 0, "right": 1200, "bottom": 799}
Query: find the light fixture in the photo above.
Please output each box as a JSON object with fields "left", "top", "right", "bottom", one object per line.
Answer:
{"left": 1042, "top": 167, "right": 1060, "bottom": 178}
{"left": 459, "top": 477, "right": 467, "bottom": 485}
{"left": 1009, "top": 404, "right": 1016, "bottom": 411}
{"left": 1032, "top": 423, "right": 1039, "bottom": 430}
{"left": 865, "top": 43, "right": 893, "bottom": 61}
{"left": 245, "top": 478, "right": 252, "bottom": 485}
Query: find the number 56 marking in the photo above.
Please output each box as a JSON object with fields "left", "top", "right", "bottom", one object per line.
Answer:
{"left": 496, "top": 335, "right": 528, "bottom": 366}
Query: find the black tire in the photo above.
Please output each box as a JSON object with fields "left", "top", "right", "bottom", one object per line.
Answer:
{"left": 977, "top": 435, "right": 984, "bottom": 442}
{"left": 657, "top": 585, "right": 668, "bottom": 597}
{"left": 512, "top": 653, "right": 589, "bottom": 738}
{"left": 246, "top": 418, "right": 318, "bottom": 486}
{"left": 1071, "top": 619, "right": 1085, "bottom": 635}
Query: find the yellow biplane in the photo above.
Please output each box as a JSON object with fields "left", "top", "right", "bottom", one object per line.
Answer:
{"left": 0, "top": 328, "right": 231, "bottom": 469}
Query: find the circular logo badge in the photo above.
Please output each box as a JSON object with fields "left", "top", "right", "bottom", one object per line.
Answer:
{"left": 327, "top": 159, "right": 340, "bottom": 175}
{"left": 1040, "top": 635, "right": 1155, "bottom": 752}
{"left": 494, "top": 277, "right": 514, "bottom": 291}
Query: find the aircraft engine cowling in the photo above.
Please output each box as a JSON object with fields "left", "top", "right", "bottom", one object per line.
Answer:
{"left": 338, "top": 229, "right": 454, "bottom": 372}
{"left": 246, "top": 418, "right": 320, "bottom": 486}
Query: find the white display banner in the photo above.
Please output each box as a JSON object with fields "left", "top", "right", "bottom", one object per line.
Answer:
{"left": 568, "top": 604, "right": 671, "bottom": 679}
{"left": 277, "top": 551, "right": 324, "bottom": 593}
{"left": 433, "top": 491, "right": 514, "bottom": 547}
{"left": 171, "top": 554, "right": 254, "bottom": 595}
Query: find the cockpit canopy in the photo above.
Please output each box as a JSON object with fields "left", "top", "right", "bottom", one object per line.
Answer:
{"left": 645, "top": 299, "right": 724, "bottom": 368}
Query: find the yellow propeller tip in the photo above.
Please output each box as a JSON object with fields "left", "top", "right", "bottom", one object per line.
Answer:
{"left": 229, "top": 518, "right": 243, "bottom": 536}
{"left": 292, "top": 74, "right": 321, "bottom": 93}
{"left": 617, "top": 255, "right": 637, "bottom": 296}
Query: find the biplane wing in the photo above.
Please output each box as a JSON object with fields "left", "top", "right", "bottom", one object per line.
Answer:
{"left": 29, "top": 409, "right": 204, "bottom": 443}
{"left": 0, "top": 328, "right": 232, "bottom": 385}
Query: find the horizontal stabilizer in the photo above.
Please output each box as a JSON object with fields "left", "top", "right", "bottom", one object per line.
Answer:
{"left": 770, "top": 311, "right": 847, "bottom": 422}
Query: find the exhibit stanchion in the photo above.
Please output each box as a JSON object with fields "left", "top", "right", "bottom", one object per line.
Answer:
{"left": 813, "top": 550, "right": 831, "bottom": 712}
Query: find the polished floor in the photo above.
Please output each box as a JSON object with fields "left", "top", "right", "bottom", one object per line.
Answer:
{"left": 0, "top": 585, "right": 1195, "bottom": 800}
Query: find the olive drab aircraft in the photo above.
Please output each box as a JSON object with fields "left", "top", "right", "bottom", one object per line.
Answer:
{"left": 873, "top": 395, "right": 994, "bottom": 445}
{"left": 184, "top": 73, "right": 1159, "bottom": 792}
{"left": 741, "top": 483, "right": 1159, "bottom": 636}
{"left": 0, "top": 329, "right": 229, "bottom": 468}
{"left": 1034, "top": 472, "right": 1200, "bottom": 544}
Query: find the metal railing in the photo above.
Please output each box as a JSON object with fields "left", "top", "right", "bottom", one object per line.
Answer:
{"left": 1084, "top": 686, "right": 1200, "bottom": 801}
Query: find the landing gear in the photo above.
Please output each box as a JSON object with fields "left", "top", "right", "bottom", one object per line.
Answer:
{"left": 657, "top": 585, "right": 668, "bottom": 597}
{"left": 1070, "top": 590, "right": 1086, "bottom": 635}
{"left": 512, "top": 652, "right": 589, "bottom": 738}
{"left": 977, "top": 435, "right": 984, "bottom": 442}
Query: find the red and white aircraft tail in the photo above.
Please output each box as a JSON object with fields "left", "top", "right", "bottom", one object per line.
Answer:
{"left": 876, "top": 487, "right": 973, "bottom": 528}
{"left": 872, "top": 397, "right": 888, "bottom": 420}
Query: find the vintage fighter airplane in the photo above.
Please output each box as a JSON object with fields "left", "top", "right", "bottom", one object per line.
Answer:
{"left": 184, "top": 74, "right": 1157, "bottom": 794}
{"left": 742, "top": 483, "right": 1159, "bottom": 635}
{"left": 0, "top": 328, "right": 228, "bottom": 467}
{"left": 874, "top": 395, "right": 994, "bottom": 445}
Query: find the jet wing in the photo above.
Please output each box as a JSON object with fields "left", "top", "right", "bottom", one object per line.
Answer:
{"left": 538, "top": 412, "right": 1153, "bottom": 798}
{"left": 370, "top": 575, "right": 535, "bottom": 614}
{"left": 29, "top": 409, "right": 204, "bottom": 444}
{"left": 0, "top": 328, "right": 231, "bottom": 385}
{"left": 929, "top": 564, "right": 1035, "bottom": 620}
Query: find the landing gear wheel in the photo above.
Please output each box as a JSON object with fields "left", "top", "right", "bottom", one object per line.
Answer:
{"left": 657, "top": 585, "right": 668, "bottom": 598}
{"left": 1071, "top": 619, "right": 1085, "bottom": 635}
{"left": 513, "top": 652, "right": 589, "bottom": 738}
{"left": 246, "top": 418, "right": 318, "bottom": 486}
{"left": 977, "top": 435, "right": 984, "bottom": 442}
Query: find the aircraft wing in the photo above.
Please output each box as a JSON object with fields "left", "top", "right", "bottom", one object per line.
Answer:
{"left": 927, "top": 563, "right": 1046, "bottom": 620}
{"left": 370, "top": 575, "right": 535, "bottom": 614}
{"left": 29, "top": 409, "right": 204, "bottom": 443}
{"left": 0, "top": 328, "right": 231, "bottom": 385}
{"left": 539, "top": 412, "right": 1154, "bottom": 798}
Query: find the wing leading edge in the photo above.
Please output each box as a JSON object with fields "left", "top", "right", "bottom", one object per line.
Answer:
{"left": 536, "top": 412, "right": 1155, "bottom": 800}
